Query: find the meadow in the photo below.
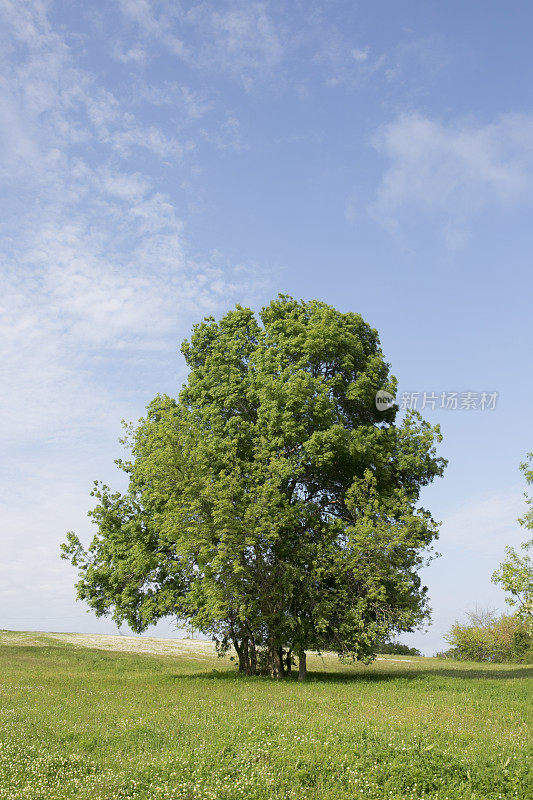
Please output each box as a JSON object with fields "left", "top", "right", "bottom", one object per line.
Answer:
{"left": 0, "top": 631, "right": 531, "bottom": 800}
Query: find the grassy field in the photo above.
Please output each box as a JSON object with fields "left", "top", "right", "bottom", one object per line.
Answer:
{"left": 0, "top": 631, "right": 531, "bottom": 800}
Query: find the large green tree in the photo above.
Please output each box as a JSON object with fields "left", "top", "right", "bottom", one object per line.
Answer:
{"left": 62, "top": 296, "right": 445, "bottom": 679}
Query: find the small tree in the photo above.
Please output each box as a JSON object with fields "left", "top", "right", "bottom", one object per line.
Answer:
{"left": 62, "top": 296, "right": 445, "bottom": 678}
{"left": 444, "top": 607, "right": 532, "bottom": 662}
{"left": 492, "top": 455, "right": 533, "bottom": 631}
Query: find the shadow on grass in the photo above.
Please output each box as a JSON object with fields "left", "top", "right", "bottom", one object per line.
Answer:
{"left": 303, "top": 667, "right": 533, "bottom": 682}
{"left": 181, "top": 665, "right": 533, "bottom": 684}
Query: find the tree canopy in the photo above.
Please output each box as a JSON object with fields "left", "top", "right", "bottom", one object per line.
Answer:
{"left": 62, "top": 296, "right": 445, "bottom": 678}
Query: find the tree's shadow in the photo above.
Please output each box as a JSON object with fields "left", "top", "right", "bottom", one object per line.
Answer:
{"left": 177, "top": 664, "right": 533, "bottom": 683}
{"left": 302, "top": 666, "right": 533, "bottom": 682}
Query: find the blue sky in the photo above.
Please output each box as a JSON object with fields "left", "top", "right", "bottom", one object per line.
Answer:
{"left": 1, "top": 0, "right": 532, "bottom": 654}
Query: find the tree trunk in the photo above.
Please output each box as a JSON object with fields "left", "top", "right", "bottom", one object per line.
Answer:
{"left": 236, "top": 642, "right": 246, "bottom": 673}
{"left": 234, "top": 635, "right": 254, "bottom": 674}
{"left": 278, "top": 646, "right": 285, "bottom": 677}
{"left": 271, "top": 645, "right": 283, "bottom": 679}
{"left": 249, "top": 637, "right": 257, "bottom": 675}
{"left": 285, "top": 648, "right": 293, "bottom": 676}
{"left": 298, "top": 649, "right": 307, "bottom": 682}
{"left": 242, "top": 637, "right": 250, "bottom": 675}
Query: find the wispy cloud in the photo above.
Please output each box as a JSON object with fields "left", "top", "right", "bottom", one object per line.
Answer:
{"left": 0, "top": 0, "right": 266, "bottom": 449}
{"left": 440, "top": 487, "right": 527, "bottom": 557}
{"left": 0, "top": 2, "right": 188, "bottom": 174}
{"left": 313, "top": 27, "right": 384, "bottom": 89}
{"left": 116, "top": 0, "right": 286, "bottom": 88}
{"left": 117, "top": 0, "right": 186, "bottom": 56}
{"left": 115, "top": 0, "right": 382, "bottom": 93}
{"left": 369, "top": 112, "right": 533, "bottom": 245}
{"left": 189, "top": 1, "right": 285, "bottom": 83}
{"left": 351, "top": 47, "right": 369, "bottom": 63}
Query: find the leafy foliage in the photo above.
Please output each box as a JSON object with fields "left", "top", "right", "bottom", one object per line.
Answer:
{"left": 443, "top": 608, "right": 533, "bottom": 663}
{"left": 62, "top": 296, "right": 445, "bottom": 677}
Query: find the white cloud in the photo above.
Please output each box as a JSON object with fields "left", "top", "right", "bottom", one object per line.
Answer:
{"left": 0, "top": 2, "right": 191, "bottom": 177}
{"left": 107, "top": 124, "right": 190, "bottom": 161}
{"left": 136, "top": 83, "right": 213, "bottom": 121}
{"left": 112, "top": 43, "right": 148, "bottom": 65}
{"left": 190, "top": 1, "right": 284, "bottom": 79}
{"left": 117, "top": 0, "right": 286, "bottom": 87}
{"left": 96, "top": 167, "right": 151, "bottom": 203}
{"left": 118, "top": 0, "right": 185, "bottom": 56}
{"left": 351, "top": 47, "right": 369, "bottom": 63}
{"left": 370, "top": 112, "right": 533, "bottom": 242}
{"left": 440, "top": 487, "right": 527, "bottom": 557}
{"left": 0, "top": 193, "right": 256, "bottom": 447}
{"left": 0, "top": 0, "right": 267, "bottom": 449}
{"left": 115, "top": 1, "right": 386, "bottom": 94}
{"left": 308, "top": 19, "right": 384, "bottom": 90}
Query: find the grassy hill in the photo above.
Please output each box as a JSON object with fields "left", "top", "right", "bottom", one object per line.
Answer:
{"left": 0, "top": 630, "right": 531, "bottom": 799}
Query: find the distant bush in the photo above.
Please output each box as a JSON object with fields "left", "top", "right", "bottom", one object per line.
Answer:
{"left": 377, "top": 641, "right": 421, "bottom": 656}
{"left": 434, "top": 649, "right": 455, "bottom": 660}
{"left": 442, "top": 608, "right": 533, "bottom": 663}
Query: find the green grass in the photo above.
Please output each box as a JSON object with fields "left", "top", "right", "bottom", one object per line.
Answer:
{"left": 0, "top": 631, "right": 531, "bottom": 799}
